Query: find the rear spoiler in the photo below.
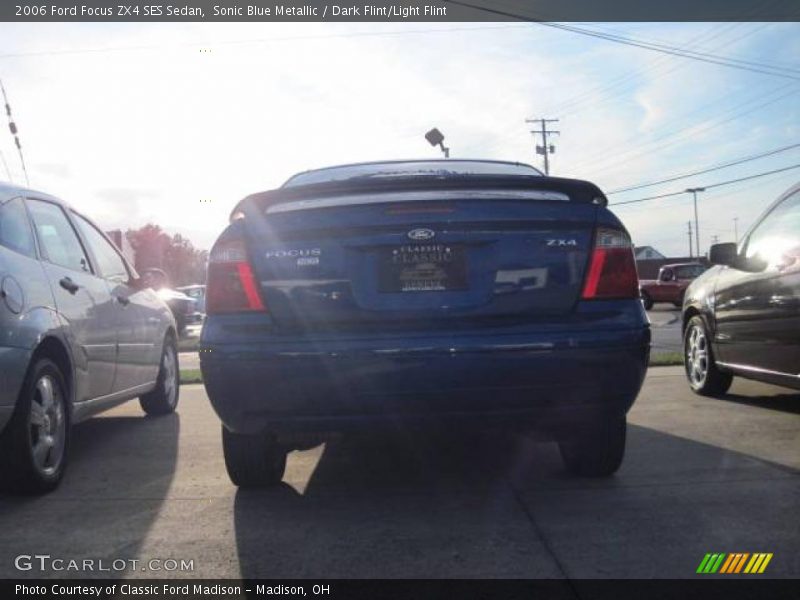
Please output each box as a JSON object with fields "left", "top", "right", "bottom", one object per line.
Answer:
{"left": 230, "top": 175, "right": 608, "bottom": 222}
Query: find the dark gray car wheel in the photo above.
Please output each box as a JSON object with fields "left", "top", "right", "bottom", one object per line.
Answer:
{"left": 0, "top": 358, "right": 69, "bottom": 494}
{"left": 641, "top": 292, "right": 654, "bottom": 310}
{"left": 559, "top": 417, "right": 626, "bottom": 477}
{"left": 140, "top": 337, "right": 180, "bottom": 416}
{"left": 684, "top": 315, "right": 733, "bottom": 396}
{"left": 222, "top": 427, "right": 287, "bottom": 488}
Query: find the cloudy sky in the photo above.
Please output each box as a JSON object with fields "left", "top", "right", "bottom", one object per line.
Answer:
{"left": 0, "top": 21, "right": 798, "bottom": 256}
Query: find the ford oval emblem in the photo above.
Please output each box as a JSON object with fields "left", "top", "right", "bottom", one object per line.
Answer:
{"left": 408, "top": 228, "right": 435, "bottom": 241}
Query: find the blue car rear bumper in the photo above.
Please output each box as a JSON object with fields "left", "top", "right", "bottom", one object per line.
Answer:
{"left": 201, "top": 313, "right": 650, "bottom": 436}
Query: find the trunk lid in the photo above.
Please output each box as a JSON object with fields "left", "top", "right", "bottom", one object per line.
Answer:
{"left": 240, "top": 179, "right": 602, "bottom": 331}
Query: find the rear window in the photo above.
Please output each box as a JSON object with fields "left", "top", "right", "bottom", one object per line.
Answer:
{"left": 283, "top": 160, "right": 542, "bottom": 188}
{"left": 0, "top": 197, "right": 36, "bottom": 258}
{"left": 675, "top": 265, "right": 706, "bottom": 279}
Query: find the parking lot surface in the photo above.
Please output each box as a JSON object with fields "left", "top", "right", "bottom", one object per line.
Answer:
{"left": 1, "top": 368, "right": 798, "bottom": 579}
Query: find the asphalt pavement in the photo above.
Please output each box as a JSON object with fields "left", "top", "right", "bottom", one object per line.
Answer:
{"left": 1, "top": 368, "right": 798, "bottom": 579}
{"left": 648, "top": 306, "right": 683, "bottom": 354}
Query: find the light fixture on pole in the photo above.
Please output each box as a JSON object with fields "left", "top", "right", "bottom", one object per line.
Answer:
{"left": 686, "top": 187, "right": 705, "bottom": 258}
{"left": 425, "top": 127, "right": 450, "bottom": 158}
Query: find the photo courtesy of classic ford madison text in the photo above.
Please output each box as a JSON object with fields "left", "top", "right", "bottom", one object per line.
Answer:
{"left": 0, "top": 0, "right": 798, "bottom": 595}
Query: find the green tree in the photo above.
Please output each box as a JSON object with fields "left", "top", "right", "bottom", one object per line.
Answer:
{"left": 126, "top": 224, "right": 207, "bottom": 286}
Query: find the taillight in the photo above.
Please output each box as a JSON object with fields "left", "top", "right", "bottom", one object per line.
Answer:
{"left": 581, "top": 228, "right": 639, "bottom": 300}
{"left": 206, "top": 239, "right": 266, "bottom": 314}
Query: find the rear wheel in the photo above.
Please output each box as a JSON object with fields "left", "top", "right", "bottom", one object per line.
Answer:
{"left": 684, "top": 315, "right": 732, "bottom": 396}
{"left": 674, "top": 290, "right": 686, "bottom": 308}
{"left": 222, "top": 427, "right": 287, "bottom": 487}
{"left": 559, "top": 417, "right": 626, "bottom": 477}
{"left": 0, "top": 358, "right": 69, "bottom": 494}
{"left": 641, "top": 292, "right": 654, "bottom": 310}
{"left": 140, "top": 337, "right": 180, "bottom": 416}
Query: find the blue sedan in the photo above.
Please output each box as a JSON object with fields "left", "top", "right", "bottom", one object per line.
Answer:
{"left": 200, "top": 160, "right": 650, "bottom": 487}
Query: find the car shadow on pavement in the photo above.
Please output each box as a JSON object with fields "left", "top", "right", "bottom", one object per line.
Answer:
{"left": 233, "top": 423, "right": 800, "bottom": 579}
{"left": 0, "top": 412, "right": 179, "bottom": 578}
{"left": 718, "top": 390, "right": 800, "bottom": 415}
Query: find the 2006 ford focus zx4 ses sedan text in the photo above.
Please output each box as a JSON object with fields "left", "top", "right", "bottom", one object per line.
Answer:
{"left": 200, "top": 160, "right": 650, "bottom": 487}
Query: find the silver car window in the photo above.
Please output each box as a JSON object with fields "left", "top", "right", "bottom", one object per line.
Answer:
{"left": 72, "top": 213, "right": 129, "bottom": 282}
{"left": 0, "top": 197, "right": 36, "bottom": 258}
{"left": 745, "top": 190, "right": 800, "bottom": 268}
{"left": 27, "top": 199, "right": 91, "bottom": 273}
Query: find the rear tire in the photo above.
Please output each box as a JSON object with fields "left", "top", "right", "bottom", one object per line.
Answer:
{"left": 684, "top": 315, "right": 733, "bottom": 396}
{"left": 140, "top": 337, "right": 180, "bottom": 416}
{"left": 222, "top": 427, "right": 287, "bottom": 488}
{"left": 559, "top": 417, "right": 626, "bottom": 477}
{"left": 641, "top": 292, "right": 654, "bottom": 310}
{"left": 0, "top": 358, "right": 70, "bottom": 494}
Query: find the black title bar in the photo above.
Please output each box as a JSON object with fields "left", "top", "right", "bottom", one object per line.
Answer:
{"left": 3, "top": 0, "right": 800, "bottom": 22}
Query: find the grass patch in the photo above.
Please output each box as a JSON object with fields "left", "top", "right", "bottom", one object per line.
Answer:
{"left": 180, "top": 368, "right": 203, "bottom": 384}
{"left": 649, "top": 351, "right": 683, "bottom": 367}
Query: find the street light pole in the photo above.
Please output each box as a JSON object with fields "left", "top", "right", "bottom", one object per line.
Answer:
{"left": 424, "top": 127, "right": 450, "bottom": 158}
{"left": 686, "top": 187, "right": 705, "bottom": 257}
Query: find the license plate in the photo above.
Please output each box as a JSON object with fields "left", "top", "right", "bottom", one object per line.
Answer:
{"left": 378, "top": 244, "right": 468, "bottom": 292}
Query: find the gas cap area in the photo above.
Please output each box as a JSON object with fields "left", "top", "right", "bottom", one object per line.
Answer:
{"left": 1, "top": 275, "right": 24, "bottom": 314}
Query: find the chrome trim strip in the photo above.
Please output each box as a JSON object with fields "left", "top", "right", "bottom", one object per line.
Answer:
{"left": 72, "top": 381, "right": 157, "bottom": 423}
{"left": 716, "top": 361, "right": 799, "bottom": 379}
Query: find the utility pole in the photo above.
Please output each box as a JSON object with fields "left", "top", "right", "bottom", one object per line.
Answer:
{"left": 687, "top": 221, "right": 693, "bottom": 258}
{"left": 525, "top": 118, "right": 559, "bottom": 175}
{"left": 686, "top": 187, "right": 705, "bottom": 258}
{"left": 733, "top": 217, "right": 739, "bottom": 244}
{"left": 711, "top": 234, "right": 720, "bottom": 245}
{"left": 0, "top": 78, "right": 28, "bottom": 185}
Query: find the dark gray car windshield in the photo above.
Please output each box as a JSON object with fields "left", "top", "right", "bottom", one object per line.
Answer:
{"left": 283, "top": 160, "right": 542, "bottom": 188}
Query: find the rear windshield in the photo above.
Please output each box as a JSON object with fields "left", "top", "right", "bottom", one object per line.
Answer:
{"left": 283, "top": 160, "right": 542, "bottom": 188}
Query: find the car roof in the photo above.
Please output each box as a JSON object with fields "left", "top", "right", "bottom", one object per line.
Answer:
{"left": 663, "top": 263, "right": 704, "bottom": 268}
{"left": 0, "top": 181, "right": 68, "bottom": 207}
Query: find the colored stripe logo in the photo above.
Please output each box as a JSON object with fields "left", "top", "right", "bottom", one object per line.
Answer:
{"left": 696, "top": 553, "right": 773, "bottom": 574}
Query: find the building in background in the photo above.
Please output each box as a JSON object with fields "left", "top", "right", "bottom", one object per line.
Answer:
{"left": 634, "top": 246, "right": 666, "bottom": 261}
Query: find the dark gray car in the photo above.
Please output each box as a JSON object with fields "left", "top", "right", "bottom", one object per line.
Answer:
{"left": 0, "top": 183, "right": 180, "bottom": 494}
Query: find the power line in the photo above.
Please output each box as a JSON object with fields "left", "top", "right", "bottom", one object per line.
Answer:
{"left": 489, "top": 22, "right": 775, "bottom": 145}
{"left": 610, "top": 163, "right": 800, "bottom": 207}
{"left": 445, "top": 1, "right": 800, "bottom": 80}
{"left": 539, "top": 22, "right": 800, "bottom": 80}
{"left": 0, "top": 78, "right": 28, "bottom": 185}
{"left": 541, "top": 22, "right": 751, "bottom": 120}
{"left": 571, "top": 82, "right": 797, "bottom": 175}
{"left": 607, "top": 142, "right": 800, "bottom": 194}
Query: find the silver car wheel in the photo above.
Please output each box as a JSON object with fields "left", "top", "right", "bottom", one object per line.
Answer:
{"left": 162, "top": 345, "right": 178, "bottom": 408}
{"left": 28, "top": 374, "right": 66, "bottom": 477}
{"left": 686, "top": 323, "right": 709, "bottom": 387}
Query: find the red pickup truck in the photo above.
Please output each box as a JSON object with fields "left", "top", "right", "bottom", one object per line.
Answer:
{"left": 639, "top": 262, "right": 707, "bottom": 310}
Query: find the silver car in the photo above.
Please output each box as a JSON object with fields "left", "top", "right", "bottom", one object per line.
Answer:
{"left": 0, "top": 183, "right": 180, "bottom": 494}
